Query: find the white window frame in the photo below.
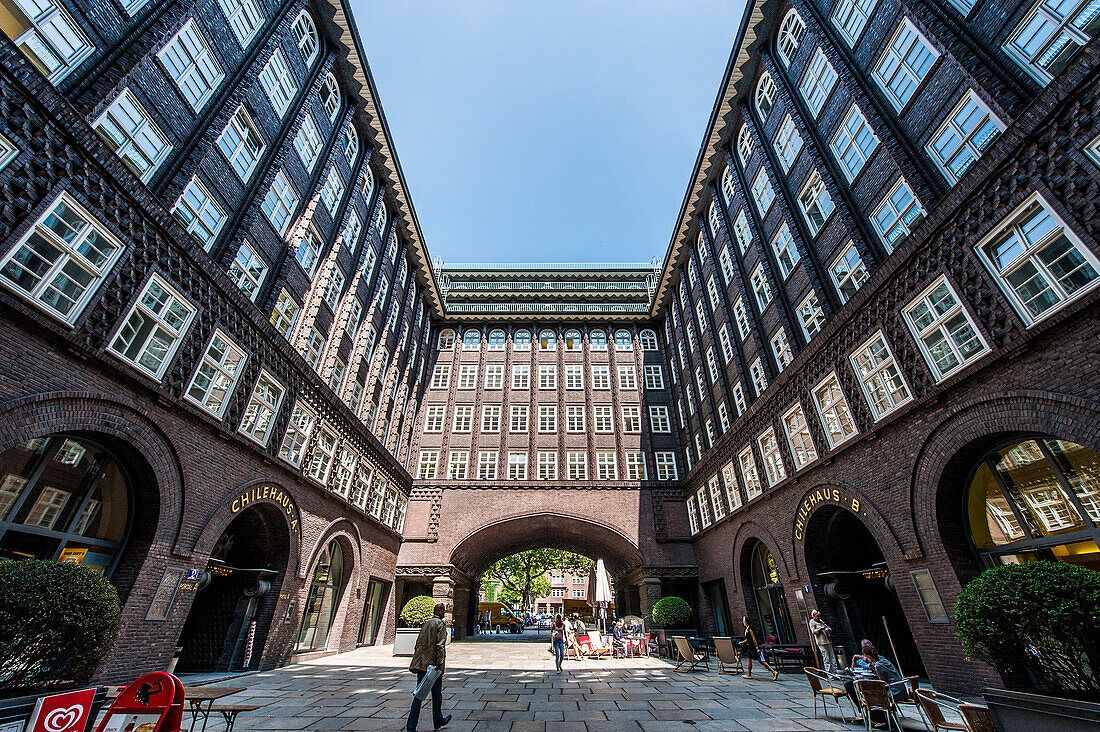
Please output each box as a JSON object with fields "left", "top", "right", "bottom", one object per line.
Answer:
{"left": 238, "top": 370, "right": 285, "bottom": 447}
{"left": 109, "top": 274, "right": 195, "bottom": 380}
{"left": 782, "top": 403, "right": 818, "bottom": 470}
{"left": 831, "top": 242, "right": 870, "bottom": 304}
{"left": 1003, "top": 0, "right": 1100, "bottom": 85}
{"left": 903, "top": 276, "right": 990, "bottom": 381}
{"left": 649, "top": 406, "right": 671, "bottom": 433}
{"left": 873, "top": 18, "right": 940, "bottom": 112}
{"left": 812, "top": 372, "right": 859, "bottom": 448}
{"left": 799, "top": 48, "right": 837, "bottom": 118}
{"left": 850, "top": 331, "right": 913, "bottom": 421}
{"left": 799, "top": 171, "right": 836, "bottom": 237}
{"left": 655, "top": 452, "right": 678, "bottom": 481}
{"left": 262, "top": 169, "right": 298, "bottom": 235}
{"left": 93, "top": 89, "right": 171, "bottom": 183}
{"left": 774, "top": 114, "right": 804, "bottom": 172}
{"left": 751, "top": 170, "right": 775, "bottom": 218}
{"left": 258, "top": 48, "right": 296, "bottom": 118}
{"left": 738, "top": 447, "right": 763, "bottom": 501}
{"left": 185, "top": 329, "right": 246, "bottom": 418}
{"left": 832, "top": 0, "right": 878, "bottom": 47}
{"left": 278, "top": 401, "right": 316, "bottom": 467}
{"left": 217, "top": 0, "right": 262, "bottom": 47}
{"left": 873, "top": 178, "right": 925, "bottom": 250}
{"left": 772, "top": 222, "right": 801, "bottom": 278}
{"left": 294, "top": 114, "right": 323, "bottom": 172}
{"left": 926, "top": 90, "right": 1005, "bottom": 185}
{"left": 158, "top": 20, "right": 224, "bottom": 111}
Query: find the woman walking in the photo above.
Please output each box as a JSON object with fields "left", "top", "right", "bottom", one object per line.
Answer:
{"left": 550, "top": 613, "right": 566, "bottom": 672}
{"left": 740, "top": 616, "right": 778, "bottom": 681}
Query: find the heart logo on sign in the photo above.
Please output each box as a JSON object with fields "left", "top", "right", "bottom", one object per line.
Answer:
{"left": 43, "top": 704, "right": 83, "bottom": 732}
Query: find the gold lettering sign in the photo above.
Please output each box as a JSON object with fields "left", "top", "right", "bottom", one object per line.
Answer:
{"left": 229, "top": 484, "right": 300, "bottom": 535}
{"left": 794, "top": 487, "right": 863, "bottom": 541}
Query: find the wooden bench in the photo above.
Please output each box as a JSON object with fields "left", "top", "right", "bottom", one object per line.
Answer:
{"left": 207, "top": 703, "right": 261, "bottom": 732}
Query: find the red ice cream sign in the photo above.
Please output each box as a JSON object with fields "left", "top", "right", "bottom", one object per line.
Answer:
{"left": 27, "top": 688, "right": 97, "bottom": 732}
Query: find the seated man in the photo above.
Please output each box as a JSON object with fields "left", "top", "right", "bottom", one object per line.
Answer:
{"left": 852, "top": 640, "right": 907, "bottom": 701}
{"left": 611, "top": 619, "right": 628, "bottom": 655}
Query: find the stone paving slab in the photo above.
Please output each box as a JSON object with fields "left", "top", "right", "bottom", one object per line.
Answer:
{"left": 185, "top": 640, "right": 946, "bottom": 732}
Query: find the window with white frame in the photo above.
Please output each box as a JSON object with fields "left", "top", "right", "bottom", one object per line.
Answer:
{"left": 798, "top": 290, "right": 826, "bottom": 341}
{"left": 592, "top": 364, "right": 610, "bottom": 390}
{"left": 778, "top": 9, "right": 805, "bottom": 66}
{"left": 437, "top": 329, "right": 455, "bottom": 350}
{"left": 625, "top": 451, "right": 647, "bottom": 480}
{"left": 512, "top": 364, "right": 530, "bottom": 389}
{"left": 185, "top": 330, "right": 246, "bottom": 418}
{"left": 343, "top": 209, "right": 361, "bottom": 250}
{"left": 567, "top": 452, "right": 587, "bottom": 480}
{"left": 686, "top": 496, "right": 699, "bottom": 534}
{"left": 640, "top": 329, "right": 658, "bottom": 350}
{"left": 832, "top": 0, "right": 878, "bottom": 46}
{"left": 417, "top": 450, "right": 438, "bottom": 480}
{"left": 566, "top": 405, "right": 585, "bottom": 433}
{"left": 429, "top": 364, "right": 450, "bottom": 389}
{"left": 831, "top": 104, "right": 878, "bottom": 182}
{"left": 424, "top": 405, "right": 445, "bottom": 433}
{"left": 738, "top": 447, "right": 763, "bottom": 500}
{"left": 733, "top": 209, "right": 752, "bottom": 254}
{"left": 644, "top": 365, "right": 664, "bottom": 390}
{"left": 718, "top": 326, "right": 734, "bottom": 363}
{"left": 293, "top": 114, "right": 322, "bottom": 171}
{"left": 94, "top": 89, "right": 171, "bottom": 182}
{"left": 706, "top": 348, "right": 720, "bottom": 383}
{"left": 226, "top": 240, "right": 266, "bottom": 301}
{"left": 799, "top": 172, "right": 835, "bottom": 236}
{"left": 800, "top": 48, "right": 838, "bottom": 118}
{"left": 331, "top": 448, "right": 357, "bottom": 499}
{"left": 565, "top": 364, "right": 583, "bottom": 389}
{"left": 218, "top": 0, "right": 262, "bottom": 47}
{"left": 751, "top": 265, "right": 773, "bottom": 310}
{"left": 596, "top": 452, "right": 617, "bottom": 480}
{"left": 737, "top": 124, "right": 755, "bottom": 164}
{"left": 218, "top": 106, "right": 265, "bottom": 181}
{"left": 721, "top": 461, "right": 741, "bottom": 511}
{"left": 510, "top": 404, "right": 528, "bottom": 433}
{"left": 172, "top": 177, "right": 225, "bottom": 249}
{"left": 305, "top": 426, "right": 337, "bottom": 485}
{"left": 927, "top": 90, "right": 1005, "bottom": 185}
{"left": 708, "top": 202, "right": 721, "bottom": 239}
{"left": 109, "top": 275, "right": 195, "bottom": 379}
{"left": 484, "top": 364, "right": 503, "bottom": 389}
{"left": 564, "top": 329, "right": 582, "bottom": 350}
{"left": 650, "top": 405, "right": 671, "bottom": 432}
{"left": 593, "top": 405, "right": 613, "bottom": 433}
{"left": 719, "top": 246, "right": 734, "bottom": 284}
{"left": 444, "top": 451, "right": 467, "bottom": 480}
{"left": 0, "top": 133, "right": 16, "bottom": 173}
{"left": 772, "top": 223, "right": 801, "bottom": 278}
{"left": 1, "top": 193, "right": 125, "bottom": 324}
{"left": 755, "top": 73, "right": 777, "bottom": 119}
{"left": 487, "top": 328, "right": 505, "bottom": 350}
{"left": 733, "top": 382, "right": 746, "bottom": 415}
{"left": 452, "top": 405, "right": 472, "bottom": 432}
{"left": 269, "top": 289, "right": 298, "bottom": 337}
{"left": 774, "top": 115, "right": 804, "bottom": 172}
{"left": 508, "top": 452, "right": 528, "bottom": 480}
{"left": 7, "top": 0, "right": 94, "bottom": 82}
{"left": 512, "top": 328, "right": 532, "bottom": 350}
{"left": 976, "top": 194, "right": 1099, "bottom": 325}
{"left": 706, "top": 275, "right": 720, "bottom": 312}
{"left": 771, "top": 328, "right": 793, "bottom": 371}
{"left": 239, "top": 370, "right": 284, "bottom": 446}
{"left": 874, "top": 19, "right": 939, "bottom": 111}
{"left": 259, "top": 49, "right": 296, "bottom": 118}
{"left": 589, "top": 329, "right": 607, "bottom": 350}
{"left": 462, "top": 329, "right": 480, "bottom": 350}
{"left": 539, "top": 364, "right": 558, "bottom": 390}
{"left": 751, "top": 170, "right": 775, "bottom": 217}
{"left": 655, "top": 452, "right": 678, "bottom": 481}
{"left": 292, "top": 10, "right": 318, "bottom": 64}
{"left": 294, "top": 227, "right": 321, "bottom": 275}
{"left": 1085, "top": 133, "right": 1100, "bottom": 167}
{"left": 903, "top": 276, "right": 989, "bottom": 380}
{"left": 480, "top": 404, "right": 501, "bottom": 433}
{"left": 620, "top": 405, "right": 641, "bottom": 433}
{"left": 321, "top": 168, "right": 344, "bottom": 214}
{"left": 159, "top": 20, "right": 223, "bottom": 111}
{"left": 734, "top": 298, "right": 751, "bottom": 340}
{"left": 783, "top": 403, "right": 818, "bottom": 469}
{"left": 322, "top": 74, "right": 340, "bottom": 121}
{"left": 697, "top": 487, "right": 712, "bottom": 527}
{"left": 345, "top": 298, "right": 362, "bottom": 338}
{"left": 534, "top": 451, "right": 556, "bottom": 480}
{"left": 708, "top": 474, "right": 726, "bottom": 519}
{"left": 322, "top": 269, "right": 343, "bottom": 311}
{"left": 813, "top": 373, "right": 859, "bottom": 447}
{"left": 873, "top": 178, "right": 925, "bottom": 249}
{"left": 750, "top": 357, "right": 768, "bottom": 396}
{"left": 457, "top": 364, "right": 476, "bottom": 389}
{"left": 262, "top": 169, "right": 297, "bottom": 234}
{"left": 1003, "top": 0, "right": 1100, "bottom": 85}
{"left": 831, "top": 242, "right": 869, "bottom": 303}
{"left": 301, "top": 328, "right": 324, "bottom": 369}
{"left": 278, "top": 401, "right": 315, "bottom": 466}
{"left": 618, "top": 365, "right": 636, "bottom": 390}
{"left": 538, "top": 405, "right": 557, "bottom": 433}
{"left": 851, "top": 332, "right": 912, "bottom": 420}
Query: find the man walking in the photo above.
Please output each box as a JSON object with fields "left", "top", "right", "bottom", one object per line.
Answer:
{"left": 406, "top": 602, "right": 451, "bottom": 731}
{"left": 809, "top": 609, "right": 837, "bottom": 673}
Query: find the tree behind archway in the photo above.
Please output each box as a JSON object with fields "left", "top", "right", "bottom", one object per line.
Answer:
{"left": 482, "top": 550, "right": 593, "bottom": 611}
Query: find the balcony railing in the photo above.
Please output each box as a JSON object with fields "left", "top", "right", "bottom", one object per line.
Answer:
{"left": 446, "top": 280, "right": 650, "bottom": 292}
{"left": 443, "top": 262, "right": 653, "bottom": 272}
{"left": 444, "top": 302, "right": 650, "bottom": 314}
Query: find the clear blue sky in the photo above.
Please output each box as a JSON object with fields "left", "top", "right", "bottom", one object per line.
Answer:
{"left": 352, "top": 1, "right": 748, "bottom": 264}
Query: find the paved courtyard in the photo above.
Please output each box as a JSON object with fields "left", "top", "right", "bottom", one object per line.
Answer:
{"left": 194, "top": 637, "right": 947, "bottom": 732}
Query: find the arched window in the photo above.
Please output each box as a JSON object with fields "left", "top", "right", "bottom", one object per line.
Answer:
{"left": 737, "top": 124, "right": 755, "bottom": 165}
{"left": 462, "top": 329, "right": 481, "bottom": 350}
{"left": 589, "top": 329, "right": 607, "bottom": 350}
{"left": 293, "top": 11, "right": 319, "bottom": 65}
{"left": 322, "top": 74, "right": 340, "bottom": 122}
{"left": 748, "top": 542, "right": 795, "bottom": 643}
{"left": 0, "top": 436, "right": 131, "bottom": 575}
{"left": 296, "top": 540, "right": 345, "bottom": 651}
{"left": 488, "top": 329, "right": 506, "bottom": 350}
{"left": 614, "top": 329, "right": 632, "bottom": 350}
{"left": 756, "top": 73, "right": 777, "bottom": 120}
{"left": 540, "top": 329, "right": 557, "bottom": 350}
{"left": 340, "top": 124, "right": 358, "bottom": 166}
{"left": 640, "top": 329, "right": 658, "bottom": 351}
{"left": 708, "top": 201, "right": 721, "bottom": 237}
{"left": 514, "top": 329, "right": 531, "bottom": 350}
{"left": 967, "top": 438, "right": 1100, "bottom": 571}
{"left": 564, "top": 329, "right": 581, "bottom": 351}
{"left": 777, "top": 10, "right": 805, "bottom": 67}
{"left": 437, "top": 329, "right": 455, "bottom": 350}
{"left": 722, "top": 166, "right": 736, "bottom": 204}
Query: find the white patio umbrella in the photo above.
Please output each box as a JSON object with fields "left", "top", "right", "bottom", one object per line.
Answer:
{"left": 586, "top": 559, "right": 614, "bottom": 633}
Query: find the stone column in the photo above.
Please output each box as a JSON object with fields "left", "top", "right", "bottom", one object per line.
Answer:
{"left": 451, "top": 583, "right": 470, "bottom": 641}
{"left": 637, "top": 577, "right": 663, "bottom": 625}
{"left": 432, "top": 574, "right": 455, "bottom": 640}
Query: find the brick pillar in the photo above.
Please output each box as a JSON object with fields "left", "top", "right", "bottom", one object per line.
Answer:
{"left": 432, "top": 574, "right": 455, "bottom": 642}
{"left": 451, "top": 583, "right": 470, "bottom": 641}
{"left": 638, "top": 577, "right": 663, "bottom": 626}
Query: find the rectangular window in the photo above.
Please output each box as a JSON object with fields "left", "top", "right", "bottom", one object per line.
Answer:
{"left": 158, "top": 20, "right": 224, "bottom": 111}
{"left": 294, "top": 227, "right": 321, "bottom": 276}
{"left": 709, "top": 475, "right": 726, "bottom": 519}
{"left": 262, "top": 169, "right": 298, "bottom": 234}
{"left": 239, "top": 370, "right": 285, "bottom": 446}
{"left": 911, "top": 569, "right": 949, "bottom": 622}
{"left": 322, "top": 268, "right": 344, "bottom": 310}
{"left": 327, "top": 357, "right": 345, "bottom": 391}
{"left": 799, "top": 171, "right": 835, "bottom": 236}
{"left": 758, "top": 428, "right": 787, "bottom": 486}
{"left": 0, "top": 193, "right": 125, "bottom": 323}
{"left": 424, "top": 405, "right": 445, "bottom": 433}
{"left": 644, "top": 365, "right": 664, "bottom": 390}
{"left": 903, "top": 276, "right": 990, "bottom": 381}
{"left": 429, "top": 364, "right": 451, "bottom": 389}
{"left": 771, "top": 328, "right": 793, "bottom": 371}
{"left": 540, "top": 364, "right": 557, "bottom": 389}
{"left": 734, "top": 297, "right": 751, "bottom": 340}
{"left": 345, "top": 298, "right": 362, "bottom": 338}
{"left": 596, "top": 452, "right": 617, "bottom": 480}
{"left": 617, "top": 365, "right": 636, "bottom": 390}
{"left": 507, "top": 452, "right": 528, "bottom": 480}
{"left": 301, "top": 328, "right": 324, "bottom": 370}
{"left": 259, "top": 49, "right": 297, "bottom": 118}
{"left": 278, "top": 401, "right": 315, "bottom": 466}
{"left": 686, "top": 496, "right": 699, "bottom": 534}
{"left": 478, "top": 451, "right": 498, "bottom": 480}
{"left": 512, "top": 364, "right": 530, "bottom": 389}
{"left": 625, "top": 451, "right": 647, "bottom": 480}
{"left": 417, "top": 450, "right": 439, "bottom": 480}
{"left": 649, "top": 406, "right": 671, "bottom": 432}
{"left": 831, "top": 242, "right": 869, "bottom": 303}
{"left": 751, "top": 170, "right": 775, "bottom": 217}
{"left": 305, "top": 425, "right": 337, "bottom": 484}
{"left": 751, "top": 265, "right": 773, "bottom": 310}
{"left": 591, "top": 364, "right": 610, "bottom": 390}
{"left": 1003, "top": 0, "right": 1100, "bottom": 85}
{"left": 874, "top": 19, "right": 939, "bottom": 111}
{"left": 722, "top": 461, "right": 741, "bottom": 511}
{"left": 481, "top": 404, "right": 501, "bottom": 433}
{"left": 798, "top": 290, "right": 826, "bottom": 340}
{"left": 719, "top": 246, "right": 735, "bottom": 284}
{"left": 458, "top": 364, "right": 477, "bottom": 389}
{"left": 185, "top": 330, "right": 246, "bottom": 418}
{"left": 734, "top": 382, "right": 746, "bottom": 416}
{"left": 567, "top": 452, "right": 587, "bottom": 480}
{"left": 218, "top": 0, "right": 262, "bottom": 46}
{"left": 484, "top": 364, "right": 503, "bottom": 389}
{"left": 927, "top": 90, "right": 1005, "bottom": 185}
{"left": 783, "top": 403, "right": 818, "bottom": 469}
{"left": 294, "top": 115, "right": 323, "bottom": 171}
{"left": 774, "top": 114, "right": 804, "bottom": 172}
{"left": 446, "top": 450, "right": 468, "bottom": 480}
{"left": 7, "top": 0, "right": 94, "bottom": 82}
{"left": 621, "top": 405, "right": 641, "bottom": 433}
{"left": 94, "top": 89, "right": 171, "bottom": 182}
{"left": 321, "top": 168, "right": 344, "bottom": 214}
{"left": 734, "top": 210, "right": 752, "bottom": 254}
{"left": 655, "top": 452, "right": 678, "bottom": 481}
{"left": 173, "top": 177, "right": 225, "bottom": 249}
{"left": 593, "top": 405, "right": 613, "bottom": 433}
{"left": 851, "top": 332, "right": 912, "bottom": 420}
{"left": 529, "top": 405, "right": 555, "bottom": 435}
{"left": 510, "top": 404, "right": 528, "bottom": 433}
{"left": 269, "top": 289, "right": 299, "bottom": 337}
{"left": 561, "top": 364, "right": 580, "bottom": 389}
{"left": 813, "top": 373, "right": 859, "bottom": 447}
{"left": 331, "top": 448, "right": 358, "bottom": 499}
{"left": 738, "top": 447, "right": 763, "bottom": 500}
{"left": 450, "top": 405, "right": 473, "bottom": 433}
{"left": 750, "top": 357, "right": 768, "bottom": 397}
{"left": 772, "top": 222, "right": 801, "bottom": 277}
{"left": 566, "top": 405, "right": 585, "bottom": 433}
{"left": 873, "top": 178, "right": 925, "bottom": 249}
{"left": 831, "top": 104, "right": 878, "bottom": 182}
{"left": 800, "top": 48, "right": 837, "bottom": 117}
{"left": 538, "top": 451, "right": 557, "bottom": 480}
{"left": 832, "top": 0, "right": 877, "bottom": 46}
{"left": 706, "top": 348, "right": 720, "bottom": 382}
{"left": 110, "top": 275, "right": 195, "bottom": 379}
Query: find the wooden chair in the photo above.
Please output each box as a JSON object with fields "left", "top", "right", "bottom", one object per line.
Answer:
{"left": 713, "top": 637, "right": 743, "bottom": 675}
{"left": 958, "top": 704, "right": 996, "bottom": 732}
{"left": 585, "top": 632, "right": 613, "bottom": 659}
{"left": 672, "top": 636, "right": 709, "bottom": 672}
{"left": 914, "top": 689, "right": 966, "bottom": 732}
{"left": 803, "top": 667, "right": 850, "bottom": 720}
{"left": 854, "top": 679, "right": 902, "bottom": 731}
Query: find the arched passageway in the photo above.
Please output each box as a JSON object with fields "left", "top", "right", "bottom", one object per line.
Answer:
{"left": 741, "top": 540, "right": 795, "bottom": 644}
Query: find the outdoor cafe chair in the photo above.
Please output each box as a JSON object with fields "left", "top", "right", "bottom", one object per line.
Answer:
{"left": 712, "top": 637, "right": 743, "bottom": 675}
{"left": 854, "top": 679, "right": 902, "bottom": 731}
{"left": 803, "top": 667, "right": 854, "bottom": 721}
{"left": 672, "top": 636, "right": 709, "bottom": 673}
{"left": 914, "top": 689, "right": 967, "bottom": 732}
{"left": 958, "top": 703, "right": 996, "bottom": 732}
{"left": 585, "top": 632, "right": 613, "bottom": 659}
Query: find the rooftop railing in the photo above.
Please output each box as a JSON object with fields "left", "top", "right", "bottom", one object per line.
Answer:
{"left": 444, "top": 302, "right": 650, "bottom": 314}
{"left": 446, "top": 280, "right": 650, "bottom": 292}
{"left": 442, "top": 262, "right": 654, "bottom": 272}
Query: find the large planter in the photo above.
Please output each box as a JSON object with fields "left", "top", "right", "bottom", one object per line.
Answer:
{"left": 393, "top": 628, "right": 419, "bottom": 656}
{"left": 984, "top": 688, "right": 1100, "bottom": 732}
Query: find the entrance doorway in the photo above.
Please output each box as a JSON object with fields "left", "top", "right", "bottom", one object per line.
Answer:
{"left": 745, "top": 541, "right": 794, "bottom": 643}
{"left": 176, "top": 503, "right": 290, "bottom": 672}
{"left": 296, "top": 539, "right": 346, "bottom": 652}
{"left": 804, "top": 506, "right": 926, "bottom": 677}
{"left": 358, "top": 579, "right": 390, "bottom": 646}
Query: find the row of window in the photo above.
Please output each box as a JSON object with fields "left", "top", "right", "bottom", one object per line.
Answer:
{"left": 416, "top": 448, "right": 679, "bottom": 482}
{"left": 439, "top": 327, "right": 659, "bottom": 352}
{"left": 423, "top": 403, "right": 675, "bottom": 434}
{"left": 428, "top": 362, "right": 665, "bottom": 391}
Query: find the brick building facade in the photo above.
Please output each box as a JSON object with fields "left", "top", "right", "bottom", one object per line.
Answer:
{"left": 0, "top": 0, "right": 1098, "bottom": 697}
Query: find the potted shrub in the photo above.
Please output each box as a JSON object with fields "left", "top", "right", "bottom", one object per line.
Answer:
{"left": 650, "top": 596, "right": 692, "bottom": 648}
{"left": 394, "top": 595, "right": 436, "bottom": 656}
{"left": 0, "top": 560, "right": 121, "bottom": 696}
{"left": 954, "top": 561, "right": 1100, "bottom": 730}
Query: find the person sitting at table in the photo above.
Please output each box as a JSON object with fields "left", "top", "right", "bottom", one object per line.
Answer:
{"left": 851, "top": 640, "right": 907, "bottom": 700}
{"left": 611, "top": 619, "right": 628, "bottom": 656}
{"left": 565, "top": 622, "right": 584, "bottom": 660}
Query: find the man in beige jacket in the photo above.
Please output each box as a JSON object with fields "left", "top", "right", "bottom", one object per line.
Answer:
{"left": 406, "top": 602, "right": 450, "bottom": 731}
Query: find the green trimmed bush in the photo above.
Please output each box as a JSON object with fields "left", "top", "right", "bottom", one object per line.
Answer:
{"left": 651, "top": 596, "right": 692, "bottom": 627}
{"left": 953, "top": 561, "right": 1100, "bottom": 695}
{"left": 400, "top": 595, "right": 437, "bottom": 627}
{"left": 0, "top": 560, "right": 121, "bottom": 693}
